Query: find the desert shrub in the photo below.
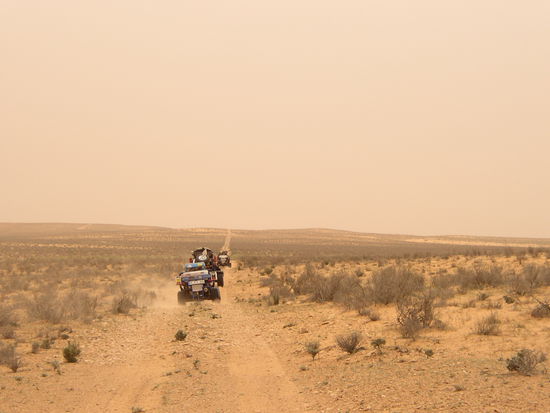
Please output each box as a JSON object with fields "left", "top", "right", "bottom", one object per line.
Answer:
{"left": 368, "top": 266, "right": 424, "bottom": 305}
{"left": 267, "top": 284, "right": 293, "bottom": 305}
{"left": 483, "top": 301, "right": 502, "bottom": 310}
{"left": 62, "top": 341, "right": 81, "bottom": 363}
{"left": 50, "top": 360, "right": 62, "bottom": 374}
{"left": 292, "top": 264, "right": 321, "bottom": 295}
{"left": 305, "top": 340, "right": 320, "bottom": 360}
{"left": 474, "top": 313, "right": 501, "bottom": 335}
{"left": 454, "top": 265, "right": 505, "bottom": 291}
{"left": 371, "top": 338, "right": 385, "bottom": 353}
{"left": 40, "top": 338, "right": 53, "bottom": 349}
{"left": 31, "top": 342, "right": 40, "bottom": 354}
{"left": 175, "top": 330, "right": 187, "bottom": 341}
{"left": 1, "top": 326, "right": 16, "bottom": 339}
{"left": 27, "top": 291, "right": 65, "bottom": 323}
{"left": 503, "top": 295, "right": 515, "bottom": 304}
{"left": 0, "top": 305, "right": 18, "bottom": 327}
{"left": 531, "top": 300, "right": 550, "bottom": 318}
{"left": 510, "top": 265, "right": 550, "bottom": 295}
{"left": 309, "top": 273, "right": 343, "bottom": 303}
{"left": 112, "top": 292, "right": 138, "bottom": 314}
{"left": 506, "top": 349, "right": 547, "bottom": 375}
{"left": 358, "top": 307, "right": 380, "bottom": 321}
{"left": 396, "top": 293, "right": 435, "bottom": 339}
{"left": 64, "top": 289, "right": 98, "bottom": 320}
{"left": 336, "top": 331, "right": 362, "bottom": 354}
{"left": 0, "top": 344, "right": 21, "bottom": 372}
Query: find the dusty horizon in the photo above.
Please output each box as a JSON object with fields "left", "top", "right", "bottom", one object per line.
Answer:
{"left": 2, "top": 1, "right": 549, "bottom": 238}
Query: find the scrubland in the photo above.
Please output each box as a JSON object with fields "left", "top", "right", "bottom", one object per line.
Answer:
{"left": 1, "top": 224, "right": 549, "bottom": 412}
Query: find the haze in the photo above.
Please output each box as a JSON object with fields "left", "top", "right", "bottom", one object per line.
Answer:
{"left": 1, "top": 1, "right": 549, "bottom": 237}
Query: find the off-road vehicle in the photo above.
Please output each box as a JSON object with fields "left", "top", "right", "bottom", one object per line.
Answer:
{"left": 176, "top": 262, "right": 221, "bottom": 303}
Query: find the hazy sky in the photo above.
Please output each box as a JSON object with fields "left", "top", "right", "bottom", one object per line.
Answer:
{"left": 1, "top": 1, "right": 549, "bottom": 237}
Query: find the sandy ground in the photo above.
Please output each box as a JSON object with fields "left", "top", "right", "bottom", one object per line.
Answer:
{"left": 1, "top": 261, "right": 550, "bottom": 413}
{"left": 0, "top": 267, "right": 309, "bottom": 413}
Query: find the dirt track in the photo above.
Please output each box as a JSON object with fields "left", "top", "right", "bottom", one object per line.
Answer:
{"left": 0, "top": 266, "right": 309, "bottom": 413}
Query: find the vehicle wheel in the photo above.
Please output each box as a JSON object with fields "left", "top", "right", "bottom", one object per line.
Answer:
{"left": 210, "top": 287, "right": 221, "bottom": 301}
{"left": 177, "top": 290, "right": 187, "bottom": 305}
{"left": 217, "top": 272, "right": 225, "bottom": 287}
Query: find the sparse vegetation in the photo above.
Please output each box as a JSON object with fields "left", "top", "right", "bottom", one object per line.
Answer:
{"left": 62, "top": 341, "right": 81, "bottom": 363}
{"left": 396, "top": 293, "right": 435, "bottom": 339}
{"left": 336, "top": 332, "right": 362, "bottom": 354}
{"left": 531, "top": 299, "right": 550, "bottom": 318}
{"left": 506, "top": 349, "right": 547, "bottom": 375}
{"left": 474, "top": 313, "right": 501, "bottom": 336}
{"left": 0, "top": 344, "right": 22, "bottom": 372}
{"left": 175, "top": 330, "right": 187, "bottom": 341}
{"left": 369, "top": 266, "right": 424, "bottom": 305}
{"left": 305, "top": 340, "right": 321, "bottom": 360}
{"left": 112, "top": 292, "right": 138, "bottom": 314}
{"left": 371, "top": 338, "right": 385, "bottom": 353}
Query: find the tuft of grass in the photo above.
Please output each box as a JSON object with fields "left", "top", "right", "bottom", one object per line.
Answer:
{"left": 62, "top": 341, "right": 81, "bottom": 363}
{"left": 175, "top": 330, "right": 187, "bottom": 341}
{"left": 506, "top": 349, "right": 546, "bottom": 375}
{"left": 336, "top": 332, "right": 362, "bottom": 354}
{"left": 31, "top": 342, "right": 40, "bottom": 354}
{"left": 50, "top": 360, "right": 62, "bottom": 374}
{"left": 474, "top": 313, "right": 501, "bottom": 336}
{"left": 305, "top": 341, "right": 320, "bottom": 360}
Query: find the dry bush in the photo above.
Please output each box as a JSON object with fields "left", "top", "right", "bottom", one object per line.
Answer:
{"left": 358, "top": 307, "right": 380, "bottom": 321}
{"left": 454, "top": 265, "right": 506, "bottom": 291}
{"left": 175, "top": 330, "right": 187, "bottom": 341}
{"left": 0, "top": 305, "right": 18, "bottom": 327}
{"left": 267, "top": 284, "right": 293, "bottom": 305}
{"left": 64, "top": 289, "right": 98, "bottom": 320}
{"left": 510, "top": 265, "right": 550, "bottom": 295}
{"left": 531, "top": 299, "right": 550, "bottom": 318}
{"left": 474, "top": 313, "right": 501, "bottom": 335}
{"left": 292, "top": 264, "right": 320, "bottom": 295}
{"left": 112, "top": 292, "right": 138, "bottom": 314}
{"left": 371, "top": 338, "right": 386, "bottom": 353}
{"left": 305, "top": 340, "right": 321, "bottom": 360}
{"left": 336, "top": 331, "right": 362, "bottom": 354}
{"left": 506, "top": 349, "right": 547, "bottom": 375}
{"left": 1, "top": 326, "right": 16, "bottom": 339}
{"left": 368, "top": 266, "right": 424, "bottom": 305}
{"left": 0, "top": 343, "right": 21, "bottom": 372}
{"left": 27, "top": 291, "right": 65, "bottom": 324}
{"left": 63, "top": 341, "right": 81, "bottom": 363}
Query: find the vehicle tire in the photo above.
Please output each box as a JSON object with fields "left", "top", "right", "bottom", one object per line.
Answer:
{"left": 210, "top": 287, "right": 221, "bottom": 301}
{"left": 177, "top": 290, "right": 187, "bottom": 305}
{"left": 217, "top": 271, "right": 225, "bottom": 287}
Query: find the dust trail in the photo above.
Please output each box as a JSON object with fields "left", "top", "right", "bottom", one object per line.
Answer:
{"left": 222, "top": 229, "right": 232, "bottom": 253}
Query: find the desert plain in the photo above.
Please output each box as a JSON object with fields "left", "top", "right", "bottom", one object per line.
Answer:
{"left": 1, "top": 224, "right": 550, "bottom": 413}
